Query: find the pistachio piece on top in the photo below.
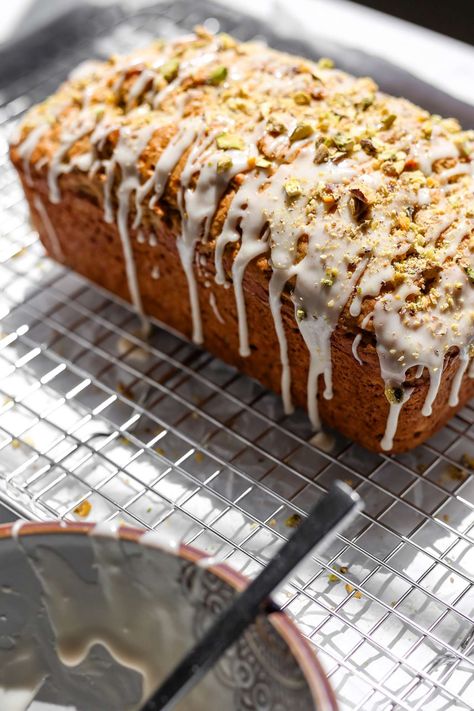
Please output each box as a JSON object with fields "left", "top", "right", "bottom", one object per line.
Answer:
{"left": 217, "top": 155, "right": 233, "bottom": 173}
{"left": 160, "top": 58, "right": 180, "bottom": 82}
{"left": 284, "top": 178, "right": 303, "bottom": 198}
{"left": 290, "top": 121, "right": 314, "bottom": 143}
{"left": 255, "top": 156, "right": 272, "bottom": 169}
{"left": 318, "top": 57, "right": 334, "bottom": 69}
{"left": 216, "top": 133, "right": 245, "bottom": 150}
{"left": 208, "top": 65, "right": 228, "bottom": 85}
{"left": 293, "top": 91, "right": 311, "bottom": 105}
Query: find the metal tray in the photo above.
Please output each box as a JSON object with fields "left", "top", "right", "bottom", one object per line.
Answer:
{"left": 0, "top": 2, "right": 473, "bottom": 709}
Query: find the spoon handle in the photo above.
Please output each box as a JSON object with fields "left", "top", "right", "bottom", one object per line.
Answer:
{"left": 141, "top": 481, "right": 361, "bottom": 711}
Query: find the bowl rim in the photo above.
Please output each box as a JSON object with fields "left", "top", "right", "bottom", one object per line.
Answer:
{"left": 0, "top": 519, "right": 339, "bottom": 711}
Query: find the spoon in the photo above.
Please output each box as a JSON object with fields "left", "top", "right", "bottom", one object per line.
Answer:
{"left": 140, "top": 480, "right": 362, "bottom": 711}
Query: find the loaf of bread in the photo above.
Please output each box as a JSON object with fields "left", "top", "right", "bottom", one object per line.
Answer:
{"left": 10, "top": 28, "right": 474, "bottom": 452}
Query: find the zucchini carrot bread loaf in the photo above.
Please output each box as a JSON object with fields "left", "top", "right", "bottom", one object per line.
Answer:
{"left": 10, "top": 28, "right": 474, "bottom": 452}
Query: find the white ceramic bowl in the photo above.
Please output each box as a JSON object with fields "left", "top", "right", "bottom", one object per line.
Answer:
{"left": 0, "top": 521, "right": 338, "bottom": 711}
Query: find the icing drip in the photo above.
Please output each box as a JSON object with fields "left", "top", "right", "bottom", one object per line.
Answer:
{"left": 449, "top": 348, "right": 470, "bottom": 407}
{"left": 48, "top": 118, "right": 95, "bottom": 203}
{"left": 351, "top": 314, "right": 372, "bottom": 366}
{"left": 33, "top": 196, "right": 63, "bottom": 261}
{"left": 177, "top": 125, "right": 256, "bottom": 344}
{"left": 381, "top": 387, "right": 414, "bottom": 452}
{"left": 133, "top": 121, "right": 200, "bottom": 229}
{"left": 104, "top": 124, "right": 156, "bottom": 330}
{"left": 215, "top": 170, "right": 270, "bottom": 356}
{"left": 17, "top": 125, "right": 48, "bottom": 185}
{"left": 209, "top": 291, "right": 225, "bottom": 324}
{"left": 352, "top": 335, "right": 363, "bottom": 365}
{"left": 152, "top": 44, "right": 220, "bottom": 109}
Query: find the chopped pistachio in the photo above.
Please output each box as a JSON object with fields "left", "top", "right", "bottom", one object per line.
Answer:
{"left": 314, "top": 143, "right": 330, "bottom": 163}
{"left": 267, "top": 118, "right": 286, "bottom": 135}
{"left": 318, "top": 57, "right": 334, "bottom": 69}
{"left": 349, "top": 188, "right": 371, "bottom": 222}
{"left": 456, "top": 139, "right": 471, "bottom": 159}
{"left": 359, "top": 94, "right": 375, "bottom": 111}
{"left": 333, "top": 133, "right": 354, "bottom": 152}
{"left": 293, "top": 91, "right": 311, "bottom": 105}
{"left": 321, "top": 267, "right": 338, "bottom": 287}
{"left": 290, "top": 121, "right": 314, "bottom": 142}
{"left": 160, "top": 58, "right": 180, "bottom": 82}
{"left": 328, "top": 573, "right": 340, "bottom": 583}
{"left": 360, "top": 138, "right": 377, "bottom": 156}
{"left": 208, "top": 65, "right": 228, "bottom": 85}
{"left": 296, "top": 307, "right": 306, "bottom": 321}
{"left": 284, "top": 178, "right": 303, "bottom": 198}
{"left": 216, "top": 132, "right": 245, "bottom": 150}
{"left": 255, "top": 156, "right": 272, "bottom": 169}
{"left": 218, "top": 33, "right": 236, "bottom": 49}
{"left": 421, "top": 121, "right": 433, "bottom": 139}
{"left": 465, "top": 266, "right": 474, "bottom": 283}
{"left": 385, "top": 385, "right": 404, "bottom": 405}
{"left": 382, "top": 159, "right": 405, "bottom": 176}
{"left": 380, "top": 113, "right": 397, "bottom": 130}
{"left": 217, "top": 155, "right": 233, "bottom": 173}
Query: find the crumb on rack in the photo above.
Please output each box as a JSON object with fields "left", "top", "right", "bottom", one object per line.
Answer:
{"left": 74, "top": 499, "right": 92, "bottom": 517}
{"left": 461, "top": 454, "right": 474, "bottom": 470}
{"left": 285, "top": 513, "right": 302, "bottom": 528}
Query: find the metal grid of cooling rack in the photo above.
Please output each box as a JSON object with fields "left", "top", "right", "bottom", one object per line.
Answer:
{"left": 0, "top": 2, "right": 473, "bottom": 710}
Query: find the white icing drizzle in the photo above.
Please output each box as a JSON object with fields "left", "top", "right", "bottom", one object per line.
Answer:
{"left": 104, "top": 124, "right": 156, "bottom": 329}
{"left": 352, "top": 335, "right": 363, "bottom": 365}
{"left": 133, "top": 120, "right": 199, "bottom": 228}
{"left": 151, "top": 265, "right": 160, "bottom": 280}
{"left": 209, "top": 291, "right": 225, "bottom": 324}
{"left": 352, "top": 313, "right": 372, "bottom": 366}
{"left": 449, "top": 347, "right": 470, "bottom": 407}
{"left": 14, "top": 31, "right": 474, "bottom": 450}
{"left": 17, "top": 124, "right": 48, "bottom": 185}
{"left": 127, "top": 68, "right": 155, "bottom": 109}
{"left": 177, "top": 125, "right": 256, "bottom": 344}
{"left": 152, "top": 43, "right": 220, "bottom": 110}
{"left": 33, "top": 195, "right": 63, "bottom": 261}
{"left": 48, "top": 117, "right": 95, "bottom": 203}
{"left": 381, "top": 387, "right": 414, "bottom": 452}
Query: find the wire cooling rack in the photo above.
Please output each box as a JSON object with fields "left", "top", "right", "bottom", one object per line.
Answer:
{"left": 0, "top": 2, "right": 473, "bottom": 709}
